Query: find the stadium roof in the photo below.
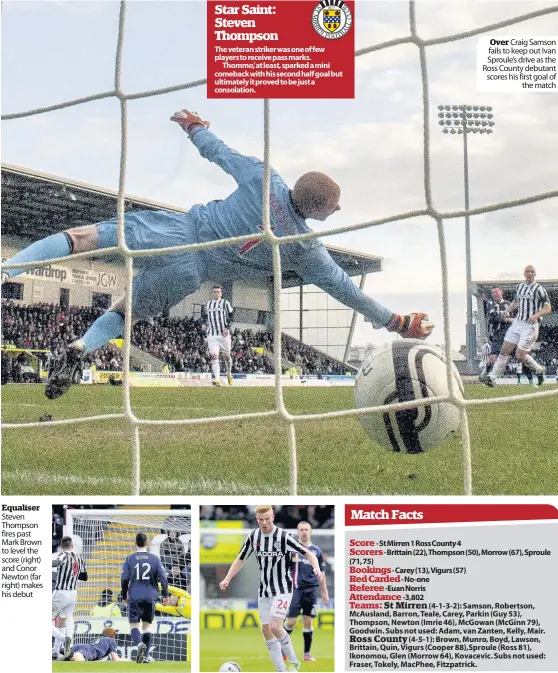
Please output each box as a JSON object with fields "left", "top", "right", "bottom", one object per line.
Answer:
{"left": 474, "top": 278, "right": 558, "bottom": 301}
{"left": 1, "top": 164, "right": 382, "bottom": 287}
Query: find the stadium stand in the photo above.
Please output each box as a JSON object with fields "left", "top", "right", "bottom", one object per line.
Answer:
{"left": 2, "top": 301, "right": 352, "bottom": 380}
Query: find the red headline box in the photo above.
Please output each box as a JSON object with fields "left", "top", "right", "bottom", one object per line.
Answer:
{"left": 345, "top": 504, "right": 558, "bottom": 526}
{"left": 207, "top": 0, "right": 355, "bottom": 99}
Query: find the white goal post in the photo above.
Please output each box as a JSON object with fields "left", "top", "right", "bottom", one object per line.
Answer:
{"left": 60, "top": 508, "right": 191, "bottom": 663}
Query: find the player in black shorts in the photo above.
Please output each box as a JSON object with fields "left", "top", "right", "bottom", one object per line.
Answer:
{"left": 121, "top": 533, "right": 169, "bottom": 664}
{"left": 283, "top": 522, "right": 329, "bottom": 663}
{"left": 480, "top": 287, "right": 513, "bottom": 382}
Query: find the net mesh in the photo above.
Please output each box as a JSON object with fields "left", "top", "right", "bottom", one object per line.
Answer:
{"left": 3, "top": 1, "right": 558, "bottom": 496}
{"left": 63, "top": 510, "right": 191, "bottom": 662}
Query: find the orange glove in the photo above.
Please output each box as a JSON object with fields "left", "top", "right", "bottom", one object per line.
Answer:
{"left": 170, "top": 109, "right": 210, "bottom": 134}
{"left": 386, "top": 313, "right": 434, "bottom": 339}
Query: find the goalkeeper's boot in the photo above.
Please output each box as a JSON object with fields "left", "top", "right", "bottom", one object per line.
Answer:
{"left": 386, "top": 313, "right": 434, "bottom": 339}
{"left": 45, "top": 346, "right": 84, "bottom": 399}
{"left": 136, "top": 642, "right": 147, "bottom": 664}
{"left": 63, "top": 636, "right": 72, "bottom": 660}
{"left": 227, "top": 373, "right": 234, "bottom": 386}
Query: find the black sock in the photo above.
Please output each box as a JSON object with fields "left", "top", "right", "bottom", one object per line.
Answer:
{"left": 285, "top": 626, "right": 294, "bottom": 635}
{"left": 303, "top": 630, "right": 313, "bottom": 653}
{"left": 486, "top": 362, "right": 494, "bottom": 374}
{"left": 142, "top": 632, "right": 152, "bottom": 653}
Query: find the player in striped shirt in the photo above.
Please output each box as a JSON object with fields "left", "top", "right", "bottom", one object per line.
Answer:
{"left": 283, "top": 521, "right": 329, "bottom": 663}
{"left": 121, "top": 532, "right": 169, "bottom": 664}
{"left": 219, "top": 505, "right": 323, "bottom": 672}
{"left": 2, "top": 110, "right": 432, "bottom": 400}
{"left": 486, "top": 266, "right": 551, "bottom": 387}
{"left": 202, "top": 285, "right": 234, "bottom": 386}
{"left": 52, "top": 536, "right": 88, "bottom": 660}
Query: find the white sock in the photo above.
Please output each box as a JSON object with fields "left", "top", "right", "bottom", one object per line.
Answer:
{"left": 53, "top": 626, "right": 65, "bottom": 653}
{"left": 278, "top": 631, "right": 299, "bottom": 664}
{"left": 491, "top": 354, "right": 509, "bottom": 378}
{"left": 66, "top": 615, "right": 74, "bottom": 644}
{"left": 265, "top": 638, "right": 287, "bottom": 672}
{"left": 211, "top": 360, "right": 220, "bottom": 380}
{"left": 52, "top": 625, "right": 65, "bottom": 641}
{"left": 522, "top": 355, "right": 543, "bottom": 373}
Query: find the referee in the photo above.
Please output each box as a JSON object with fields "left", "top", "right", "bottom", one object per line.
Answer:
{"left": 52, "top": 536, "right": 88, "bottom": 659}
{"left": 202, "top": 285, "right": 234, "bottom": 386}
{"left": 219, "top": 505, "right": 323, "bottom": 673}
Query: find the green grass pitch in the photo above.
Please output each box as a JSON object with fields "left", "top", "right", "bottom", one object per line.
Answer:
{"left": 200, "top": 627, "right": 334, "bottom": 672}
{"left": 2, "top": 383, "right": 557, "bottom": 495}
{"left": 52, "top": 663, "right": 189, "bottom": 672}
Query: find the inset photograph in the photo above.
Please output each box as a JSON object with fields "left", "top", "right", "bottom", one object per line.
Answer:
{"left": 51, "top": 505, "right": 191, "bottom": 671}
{"left": 200, "top": 505, "right": 334, "bottom": 672}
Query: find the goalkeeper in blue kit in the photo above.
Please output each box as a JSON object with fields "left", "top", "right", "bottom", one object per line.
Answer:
{"left": 2, "top": 110, "right": 434, "bottom": 399}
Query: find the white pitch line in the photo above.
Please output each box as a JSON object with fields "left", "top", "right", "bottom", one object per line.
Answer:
{"left": 1, "top": 469, "right": 286, "bottom": 495}
{"left": 7, "top": 404, "right": 252, "bottom": 415}
{"left": 2, "top": 469, "right": 398, "bottom": 496}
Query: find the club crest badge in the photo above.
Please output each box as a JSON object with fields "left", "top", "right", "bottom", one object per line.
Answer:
{"left": 312, "top": 0, "right": 352, "bottom": 40}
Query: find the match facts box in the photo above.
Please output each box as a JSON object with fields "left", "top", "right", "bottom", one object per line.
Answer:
{"left": 207, "top": 0, "right": 355, "bottom": 98}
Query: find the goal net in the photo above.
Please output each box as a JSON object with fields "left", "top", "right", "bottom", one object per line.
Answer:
{"left": 60, "top": 509, "right": 191, "bottom": 663}
{"left": 2, "top": 1, "right": 557, "bottom": 497}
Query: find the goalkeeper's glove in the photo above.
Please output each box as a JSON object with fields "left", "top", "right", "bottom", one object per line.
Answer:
{"left": 386, "top": 312, "right": 434, "bottom": 339}
{"left": 170, "top": 109, "right": 210, "bottom": 134}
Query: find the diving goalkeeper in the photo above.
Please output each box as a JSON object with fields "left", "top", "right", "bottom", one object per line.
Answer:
{"left": 156, "top": 584, "right": 191, "bottom": 619}
{"left": 2, "top": 110, "right": 434, "bottom": 399}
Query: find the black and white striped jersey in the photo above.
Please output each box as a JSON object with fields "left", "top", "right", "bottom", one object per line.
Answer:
{"left": 54, "top": 550, "right": 87, "bottom": 591}
{"left": 203, "top": 299, "right": 233, "bottom": 336}
{"left": 238, "top": 526, "right": 309, "bottom": 598}
{"left": 514, "top": 282, "right": 550, "bottom": 322}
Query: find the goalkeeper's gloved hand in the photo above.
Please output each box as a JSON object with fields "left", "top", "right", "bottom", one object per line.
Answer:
{"left": 386, "top": 312, "right": 434, "bottom": 339}
{"left": 170, "top": 109, "right": 210, "bottom": 134}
